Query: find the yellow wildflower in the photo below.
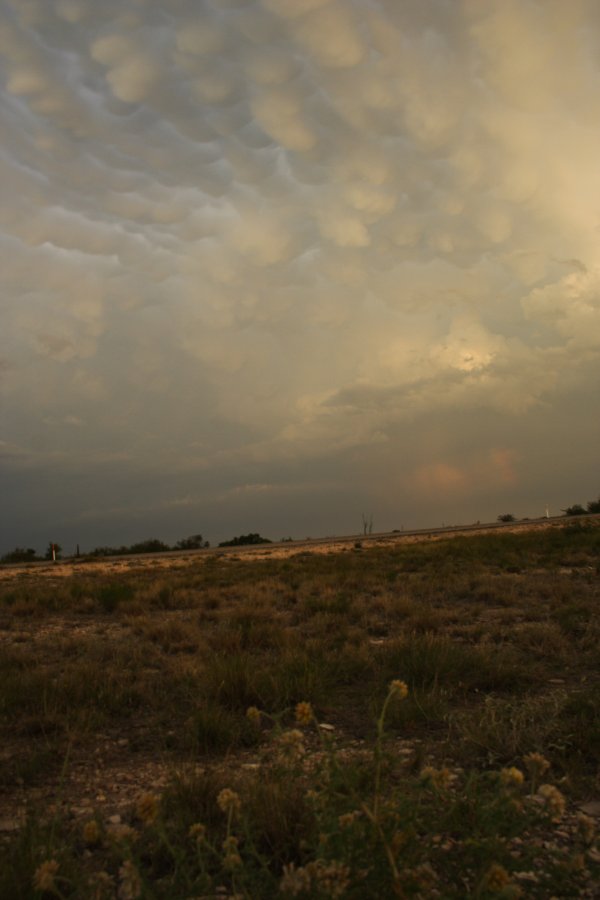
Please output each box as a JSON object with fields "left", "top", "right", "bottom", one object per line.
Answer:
{"left": 280, "top": 728, "right": 304, "bottom": 745}
{"left": 33, "top": 860, "right": 59, "bottom": 893}
{"left": 295, "top": 701, "right": 314, "bottom": 725}
{"left": 188, "top": 822, "right": 207, "bottom": 843}
{"left": 224, "top": 857, "right": 242, "bottom": 873}
{"left": 223, "top": 835, "right": 239, "bottom": 852}
{"left": 118, "top": 860, "right": 142, "bottom": 900}
{"left": 309, "top": 859, "right": 350, "bottom": 898}
{"left": 246, "top": 706, "right": 261, "bottom": 725}
{"left": 537, "top": 783, "right": 566, "bottom": 819}
{"left": 222, "top": 835, "right": 242, "bottom": 869}
{"left": 419, "top": 765, "right": 452, "bottom": 790}
{"left": 500, "top": 767, "right": 525, "bottom": 788}
{"left": 277, "top": 729, "right": 306, "bottom": 759}
{"left": 482, "top": 863, "right": 511, "bottom": 891}
{"left": 390, "top": 680, "right": 409, "bottom": 699}
{"left": 217, "top": 787, "right": 241, "bottom": 817}
{"left": 338, "top": 810, "right": 362, "bottom": 829}
{"left": 280, "top": 862, "right": 312, "bottom": 896}
{"left": 83, "top": 818, "right": 102, "bottom": 846}
{"left": 108, "top": 823, "right": 138, "bottom": 843}
{"left": 523, "top": 752, "right": 550, "bottom": 779}
{"left": 135, "top": 792, "right": 159, "bottom": 825}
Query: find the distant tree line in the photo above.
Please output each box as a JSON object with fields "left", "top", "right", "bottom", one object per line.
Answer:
{"left": 89, "top": 534, "right": 210, "bottom": 557}
{"left": 1, "top": 547, "right": 40, "bottom": 564}
{"left": 1, "top": 534, "right": 210, "bottom": 564}
{"left": 1, "top": 530, "right": 280, "bottom": 563}
{"left": 1, "top": 542, "right": 62, "bottom": 564}
{"left": 496, "top": 496, "right": 600, "bottom": 523}
{"left": 562, "top": 496, "right": 600, "bottom": 516}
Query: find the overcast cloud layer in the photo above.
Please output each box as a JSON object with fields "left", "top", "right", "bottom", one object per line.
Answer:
{"left": 1, "top": 0, "right": 599, "bottom": 553}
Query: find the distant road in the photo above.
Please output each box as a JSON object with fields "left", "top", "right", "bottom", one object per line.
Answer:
{"left": 204, "top": 512, "right": 599, "bottom": 557}
{"left": 2, "top": 513, "right": 599, "bottom": 572}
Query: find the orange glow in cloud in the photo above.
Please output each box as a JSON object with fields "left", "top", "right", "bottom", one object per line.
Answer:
{"left": 413, "top": 462, "right": 468, "bottom": 495}
{"left": 412, "top": 448, "right": 518, "bottom": 497}
{"left": 489, "top": 448, "right": 518, "bottom": 485}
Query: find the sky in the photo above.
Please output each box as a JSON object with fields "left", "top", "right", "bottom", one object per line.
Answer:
{"left": 1, "top": 0, "right": 599, "bottom": 555}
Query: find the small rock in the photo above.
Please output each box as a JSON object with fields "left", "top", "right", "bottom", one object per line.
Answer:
{"left": 514, "top": 871, "right": 539, "bottom": 884}
{"left": 107, "top": 814, "right": 121, "bottom": 825}
{"left": 318, "top": 723, "right": 335, "bottom": 731}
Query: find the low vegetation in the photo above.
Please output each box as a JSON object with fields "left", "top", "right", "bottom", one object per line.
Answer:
{"left": 218, "top": 534, "right": 273, "bottom": 548}
{"left": 1, "top": 536, "right": 210, "bottom": 564}
{"left": 0, "top": 521, "right": 599, "bottom": 897}
{"left": 562, "top": 496, "right": 600, "bottom": 516}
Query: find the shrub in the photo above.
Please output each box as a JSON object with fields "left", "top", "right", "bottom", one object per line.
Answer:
{"left": 176, "top": 534, "right": 210, "bottom": 549}
{"left": 218, "top": 533, "right": 272, "bottom": 547}
{"left": 0, "top": 548, "right": 39, "bottom": 564}
{"left": 562, "top": 504, "right": 586, "bottom": 516}
{"left": 97, "top": 581, "right": 134, "bottom": 613}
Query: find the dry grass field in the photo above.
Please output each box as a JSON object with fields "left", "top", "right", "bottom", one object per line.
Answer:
{"left": 1, "top": 520, "right": 599, "bottom": 897}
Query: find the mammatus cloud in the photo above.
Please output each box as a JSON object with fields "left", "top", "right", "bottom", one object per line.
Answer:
{"left": 1, "top": 0, "right": 599, "bottom": 549}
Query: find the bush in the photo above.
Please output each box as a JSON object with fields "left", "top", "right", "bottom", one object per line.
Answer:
{"left": 176, "top": 534, "right": 210, "bottom": 549}
{"left": 90, "top": 538, "right": 172, "bottom": 557}
{"left": 562, "top": 504, "right": 586, "bottom": 516}
{"left": 218, "top": 533, "right": 272, "bottom": 547}
{"left": 1, "top": 548, "right": 39, "bottom": 564}
{"left": 97, "top": 581, "right": 135, "bottom": 613}
{"left": 129, "top": 538, "right": 171, "bottom": 554}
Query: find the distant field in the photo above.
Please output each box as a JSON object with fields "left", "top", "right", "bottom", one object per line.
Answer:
{"left": 1, "top": 520, "right": 599, "bottom": 897}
